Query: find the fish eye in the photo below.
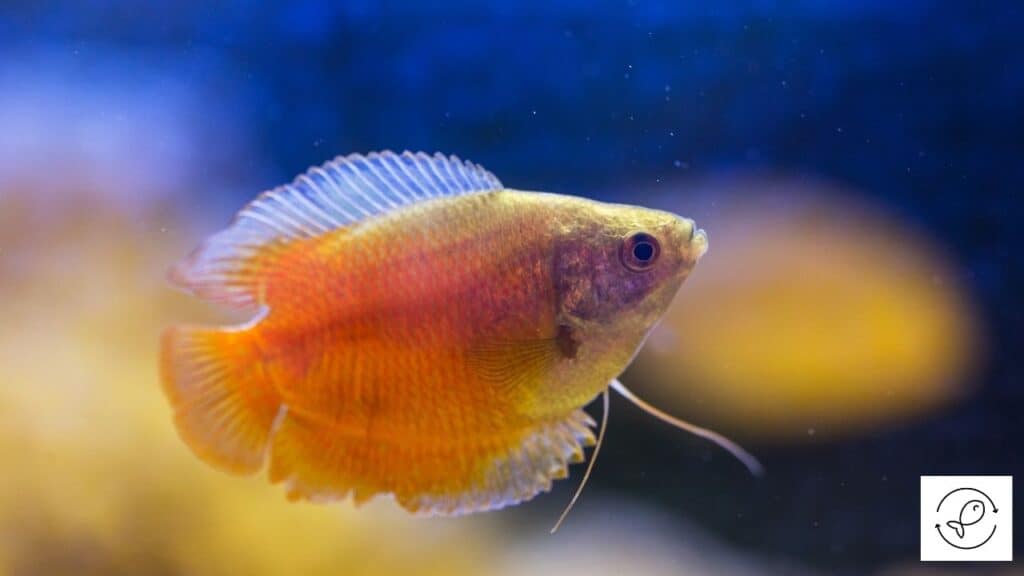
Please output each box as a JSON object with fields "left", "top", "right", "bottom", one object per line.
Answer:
{"left": 621, "top": 232, "right": 661, "bottom": 272}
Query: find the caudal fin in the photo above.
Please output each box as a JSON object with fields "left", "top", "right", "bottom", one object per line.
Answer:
{"left": 160, "top": 324, "right": 281, "bottom": 474}
{"left": 946, "top": 520, "right": 966, "bottom": 539}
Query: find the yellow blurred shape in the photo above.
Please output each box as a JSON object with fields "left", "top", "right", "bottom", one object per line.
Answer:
{"left": 628, "top": 176, "right": 982, "bottom": 442}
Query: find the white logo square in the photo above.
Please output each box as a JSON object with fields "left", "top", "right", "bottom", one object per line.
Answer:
{"left": 921, "top": 475, "right": 1013, "bottom": 562}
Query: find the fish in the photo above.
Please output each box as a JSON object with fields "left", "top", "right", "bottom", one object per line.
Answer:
{"left": 160, "top": 151, "right": 760, "bottom": 529}
{"left": 946, "top": 499, "right": 985, "bottom": 539}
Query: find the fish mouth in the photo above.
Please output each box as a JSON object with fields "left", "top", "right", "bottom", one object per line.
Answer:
{"left": 689, "top": 224, "right": 709, "bottom": 259}
{"left": 673, "top": 217, "right": 709, "bottom": 261}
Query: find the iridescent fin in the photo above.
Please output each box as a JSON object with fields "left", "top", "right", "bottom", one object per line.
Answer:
{"left": 170, "top": 151, "right": 503, "bottom": 308}
{"left": 266, "top": 408, "right": 597, "bottom": 516}
{"left": 610, "top": 379, "right": 764, "bottom": 476}
{"left": 159, "top": 314, "right": 282, "bottom": 474}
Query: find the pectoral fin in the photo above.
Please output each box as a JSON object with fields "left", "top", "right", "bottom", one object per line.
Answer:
{"left": 467, "top": 324, "right": 579, "bottom": 393}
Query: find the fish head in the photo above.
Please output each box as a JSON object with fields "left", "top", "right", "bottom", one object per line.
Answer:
{"left": 554, "top": 200, "right": 707, "bottom": 364}
{"left": 961, "top": 499, "right": 986, "bottom": 525}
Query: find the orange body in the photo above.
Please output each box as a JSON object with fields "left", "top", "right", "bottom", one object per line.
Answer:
{"left": 257, "top": 194, "right": 569, "bottom": 505}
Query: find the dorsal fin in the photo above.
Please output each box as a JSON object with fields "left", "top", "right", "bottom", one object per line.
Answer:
{"left": 170, "top": 151, "right": 503, "bottom": 308}
{"left": 237, "top": 150, "right": 503, "bottom": 241}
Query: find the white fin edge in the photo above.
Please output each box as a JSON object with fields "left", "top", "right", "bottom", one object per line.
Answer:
{"left": 236, "top": 151, "right": 503, "bottom": 241}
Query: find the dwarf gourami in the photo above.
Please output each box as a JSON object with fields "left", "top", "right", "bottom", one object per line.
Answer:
{"left": 160, "top": 151, "right": 760, "bottom": 531}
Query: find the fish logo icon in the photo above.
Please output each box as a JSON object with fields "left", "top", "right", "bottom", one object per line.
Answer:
{"left": 921, "top": 475, "right": 1013, "bottom": 562}
{"left": 945, "top": 499, "right": 986, "bottom": 539}
{"left": 934, "top": 488, "right": 999, "bottom": 550}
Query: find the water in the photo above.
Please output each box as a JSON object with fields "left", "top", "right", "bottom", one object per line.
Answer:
{"left": 0, "top": 2, "right": 1020, "bottom": 574}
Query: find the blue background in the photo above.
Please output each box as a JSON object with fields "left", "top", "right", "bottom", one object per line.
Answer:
{"left": 4, "top": 1, "right": 1021, "bottom": 572}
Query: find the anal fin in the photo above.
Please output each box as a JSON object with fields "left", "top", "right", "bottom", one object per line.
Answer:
{"left": 265, "top": 407, "right": 596, "bottom": 515}
{"left": 402, "top": 409, "right": 597, "bottom": 516}
{"left": 266, "top": 409, "right": 374, "bottom": 503}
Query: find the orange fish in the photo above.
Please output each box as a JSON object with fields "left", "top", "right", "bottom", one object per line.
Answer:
{"left": 161, "top": 151, "right": 759, "bottom": 528}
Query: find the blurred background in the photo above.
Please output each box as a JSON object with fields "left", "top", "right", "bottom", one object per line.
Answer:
{"left": 1, "top": 1, "right": 1021, "bottom": 575}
